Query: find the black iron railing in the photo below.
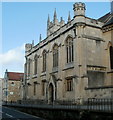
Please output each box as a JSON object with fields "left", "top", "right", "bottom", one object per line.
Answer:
{"left": 87, "top": 98, "right": 113, "bottom": 112}
{"left": 3, "top": 98, "right": 113, "bottom": 113}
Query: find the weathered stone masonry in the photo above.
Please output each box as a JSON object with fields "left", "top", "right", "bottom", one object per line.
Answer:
{"left": 23, "top": 2, "right": 113, "bottom": 103}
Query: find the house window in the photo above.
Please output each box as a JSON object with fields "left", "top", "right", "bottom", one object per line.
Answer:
{"left": 10, "top": 92, "right": 14, "bottom": 95}
{"left": 66, "top": 36, "right": 74, "bottom": 63}
{"left": 42, "top": 50, "right": 47, "bottom": 72}
{"left": 110, "top": 46, "right": 113, "bottom": 69}
{"left": 11, "top": 82, "right": 15, "bottom": 86}
{"left": 53, "top": 44, "right": 58, "bottom": 68}
{"left": 34, "top": 55, "right": 38, "bottom": 75}
{"left": 42, "top": 81, "right": 45, "bottom": 96}
{"left": 34, "top": 82, "right": 36, "bottom": 96}
{"left": 66, "top": 78, "right": 73, "bottom": 91}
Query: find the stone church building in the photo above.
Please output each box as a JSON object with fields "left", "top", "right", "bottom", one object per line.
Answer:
{"left": 23, "top": 2, "right": 113, "bottom": 103}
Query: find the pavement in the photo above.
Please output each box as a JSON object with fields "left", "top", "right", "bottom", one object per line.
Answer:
{"left": 1, "top": 106, "right": 45, "bottom": 120}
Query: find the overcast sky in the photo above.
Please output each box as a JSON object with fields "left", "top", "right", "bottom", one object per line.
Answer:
{"left": 1, "top": 1, "right": 111, "bottom": 78}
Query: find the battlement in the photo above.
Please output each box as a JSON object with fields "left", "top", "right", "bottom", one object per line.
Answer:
{"left": 47, "top": 9, "right": 66, "bottom": 36}
{"left": 47, "top": 2, "right": 86, "bottom": 37}
{"left": 73, "top": 2, "right": 86, "bottom": 16}
{"left": 25, "top": 44, "right": 32, "bottom": 52}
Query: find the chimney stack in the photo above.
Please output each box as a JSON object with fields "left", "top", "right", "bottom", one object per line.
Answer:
{"left": 111, "top": 1, "right": 113, "bottom": 14}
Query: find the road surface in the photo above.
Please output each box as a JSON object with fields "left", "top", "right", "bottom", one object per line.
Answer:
{"left": 1, "top": 106, "right": 45, "bottom": 120}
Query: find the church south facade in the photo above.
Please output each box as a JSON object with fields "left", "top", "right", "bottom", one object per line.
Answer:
{"left": 23, "top": 2, "right": 113, "bottom": 103}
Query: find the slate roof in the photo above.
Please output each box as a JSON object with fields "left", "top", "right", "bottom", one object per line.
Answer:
{"left": 98, "top": 12, "right": 113, "bottom": 27}
{"left": 104, "top": 14, "right": 113, "bottom": 26}
{"left": 7, "top": 72, "right": 24, "bottom": 81}
{"left": 98, "top": 13, "right": 110, "bottom": 23}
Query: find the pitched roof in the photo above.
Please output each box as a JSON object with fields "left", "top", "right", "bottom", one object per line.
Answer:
{"left": 98, "top": 13, "right": 110, "bottom": 23}
{"left": 104, "top": 14, "right": 113, "bottom": 26}
{"left": 7, "top": 72, "right": 24, "bottom": 81}
{"left": 98, "top": 12, "right": 113, "bottom": 27}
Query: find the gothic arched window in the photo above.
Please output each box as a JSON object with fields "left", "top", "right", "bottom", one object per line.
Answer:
{"left": 53, "top": 44, "right": 58, "bottom": 68}
{"left": 66, "top": 36, "right": 74, "bottom": 63}
{"left": 34, "top": 55, "right": 38, "bottom": 75}
{"left": 110, "top": 46, "right": 113, "bottom": 69}
{"left": 42, "top": 50, "right": 47, "bottom": 72}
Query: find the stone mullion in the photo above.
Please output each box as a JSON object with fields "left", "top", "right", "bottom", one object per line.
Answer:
{"left": 66, "top": 46, "right": 69, "bottom": 63}
{"left": 33, "top": 59, "right": 35, "bottom": 75}
{"left": 56, "top": 51, "right": 57, "bottom": 67}
{"left": 57, "top": 50, "right": 58, "bottom": 66}
{"left": 54, "top": 53, "right": 56, "bottom": 67}
{"left": 45, "top": 53, "right": 47, "bottom": 71}
{"left": 53, "top": 53, "right": 54, "bottom": 67}
{"left": 36, "top": 58, "right": 38, "bottom": 74}
{"left": 68, "top": 44, "right": 70, "bottom": 63}
{"left": 43, "top": 55, "right": 45, "bottom": 71}
{"left": 72, "top": 42, "right": 74, "bottom": 62}
{"left": 55, "top": 52, "right": 56, "bottom": 67}
{"left": 28, "top": 60, "right": 30, "bottom": 77}
{"left": 30, "top": 60, "right": 32, "bottom": 77}
{"left": 35, "top": 59, "right": 36, "bottom": 75}
{"left": 69, "top": 44, "right": 71, "bottom": 62}
{"left": 44, "top": 55, "right": 46, "bottom": 71}
{"left": 71, "top": 42, "right": 73, "bottom": 62}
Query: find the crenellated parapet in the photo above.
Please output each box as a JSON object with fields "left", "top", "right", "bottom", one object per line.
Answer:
{"left": 47, "top": 2, "right": 86, "bottom": 37}
{"left": 25, "top": 43, "right": 32, "bottom": 52}
{"left": 73, "top": 2, "right": 86, "bottom": 16}
{"left": 47, "top": 9, "right": 73, "bottom": 36}
{"left": 47, "top": 9, "right": 63, "bottom": 36}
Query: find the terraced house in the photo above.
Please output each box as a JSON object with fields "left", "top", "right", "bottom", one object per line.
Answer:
{"left": 23, "top": 2, "right": 113, "bottom": 104}
{"left": 3, "top": 70, "right": 24, "bottom": 102}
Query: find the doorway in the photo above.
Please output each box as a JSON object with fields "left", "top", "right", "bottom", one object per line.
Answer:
{"left": 49, "top": 83, "right": 54, "bottom": 104}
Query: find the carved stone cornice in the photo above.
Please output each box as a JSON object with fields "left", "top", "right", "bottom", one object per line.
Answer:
{"left": 82, "top": 34, "right": 104, "bottom": 42}
{"left": 85, "top": 85, "right": 113, "bottom": 90}
{"left": 87, "top": 65, "right": 106, "bottom": 72}
{"left": 102, "top": 24, "right": 113, "bottom": 33}
{"left": 65, "top": 75, "right": 78, "bottom": 79}
{"left": 75, "top": 22, "right": 86, "bottom": 27}
{"left": 34, "top": 81, "right": 40, "bottom": 84}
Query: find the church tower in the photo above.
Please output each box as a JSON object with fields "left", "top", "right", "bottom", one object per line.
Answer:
{"left": 47, "top": 9, "right": 61, "bottom": 36}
